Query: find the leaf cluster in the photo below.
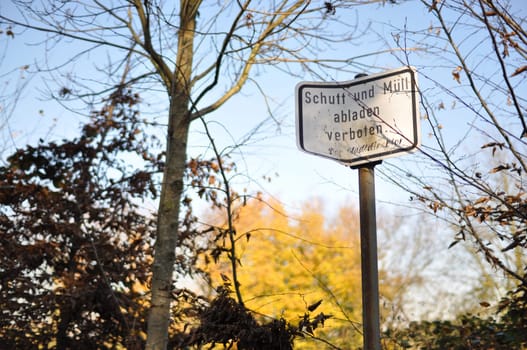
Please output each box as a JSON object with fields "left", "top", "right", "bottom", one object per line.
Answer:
{"left": 456, "top": 191, "right": 527, "bottom": 252}
{"left": 387, "top": 286, "right": 527, "bottom": 350}
{"left": 175, "top": 283, "right": 336, "bottom": 350}
{"left": 176, "top": 286, "right": 296, "bottom": 350}
{"left": 185, "top": 156, "right": 236, "bottom": 209}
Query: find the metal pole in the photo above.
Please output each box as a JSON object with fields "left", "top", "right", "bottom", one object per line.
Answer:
{"left": 358, "top": 163, "right": 381, "bottom": 350}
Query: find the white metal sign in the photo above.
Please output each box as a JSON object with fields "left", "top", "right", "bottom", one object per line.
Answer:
{"left": 295, "top": 66, "right": 420, "bottom": 166}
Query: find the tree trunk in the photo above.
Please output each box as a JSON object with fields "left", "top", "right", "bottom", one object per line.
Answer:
{"left": 145, "top": 1, "right": 200, "bottom": 349}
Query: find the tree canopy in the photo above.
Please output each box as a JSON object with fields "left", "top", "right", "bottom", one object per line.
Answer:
{"left": 0, "top": 88, "right": 158, "bottom": 349}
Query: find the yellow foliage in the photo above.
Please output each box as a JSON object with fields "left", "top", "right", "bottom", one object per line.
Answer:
{"left": 204, "top": 198, "right": 366, "bottom": 349}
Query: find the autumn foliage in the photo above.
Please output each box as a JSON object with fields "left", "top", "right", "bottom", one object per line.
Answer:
{"left": 202, "top": 199, "right": 379, "bottom": 349}
{"left": 0, "top": 89, "right": 159, "bottom": 349}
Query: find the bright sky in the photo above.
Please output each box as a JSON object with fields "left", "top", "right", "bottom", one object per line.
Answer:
{"left": 2, "top": 0, "right": 523, "bottom": 233}
{"left": 3, "top": 1, "right": 526, "bottom": 223}
{"left": 0, "top": 1, "right": 437, "bottom": 210}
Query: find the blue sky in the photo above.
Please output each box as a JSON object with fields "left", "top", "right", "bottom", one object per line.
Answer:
{"left": 0, "top": 1, "right": 434, "bottom": 209}
{"left": 2, "top": 0, "right": 525, "bottom": 213}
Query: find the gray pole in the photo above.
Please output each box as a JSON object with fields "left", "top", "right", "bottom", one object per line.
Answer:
{"left": 358, "top": 163, "right": 381, "bottom": 350}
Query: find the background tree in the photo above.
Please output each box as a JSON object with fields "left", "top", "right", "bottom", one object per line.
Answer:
{"left": 0, "top": 2, "right": 387, "bottom": 347}
{"left": 200, "top": 198, "right": 363, "bottom": 349}
{"left": 0, "top": 87, "right": 159, "bottom": 349}
{"left": 201, "top": 197, "right": 434, "bottom": 349}
{"left": 0, "top": 83, "right": 267, "bottom": 349}
{"left": 375, "top": 0, "right": 527, "bottom": 346}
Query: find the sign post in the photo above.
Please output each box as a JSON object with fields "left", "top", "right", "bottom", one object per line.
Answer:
{"left": 358, "top": 163, "right": 381, "bottom": 350}
{"left": 295, "top": 67, "right": 420, "bottom": 349}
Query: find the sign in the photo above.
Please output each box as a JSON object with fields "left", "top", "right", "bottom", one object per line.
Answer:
{"left": 295, "top": 66, "right": 420, "bottom": 166}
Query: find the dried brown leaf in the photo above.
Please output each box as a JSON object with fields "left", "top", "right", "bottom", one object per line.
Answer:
{"left": 452, "top": 71, "right": 460, "bottom": 83}
{"left": 490, "top": 164, "right": 510, "bottom": 173}
{"left": 511, "top": 65, "right": 527, "bottom": 77}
